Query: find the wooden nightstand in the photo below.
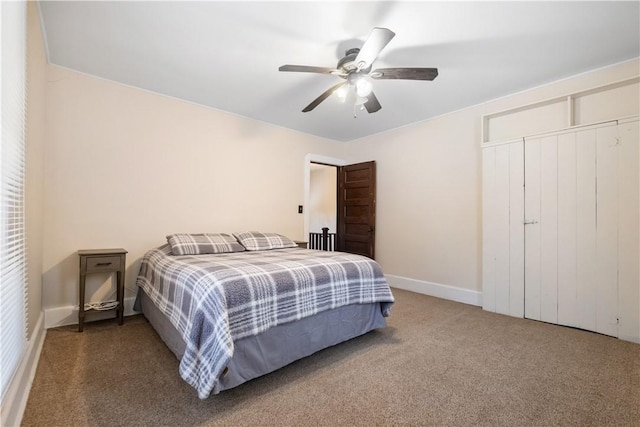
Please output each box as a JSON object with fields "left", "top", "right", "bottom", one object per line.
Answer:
{"left": 294, "top": 241, "right": 308, "bottom": 249}
{"left": 77, "top": 248, "right": 127, "bottom": 332}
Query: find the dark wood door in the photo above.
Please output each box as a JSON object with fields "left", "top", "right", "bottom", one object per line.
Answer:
{"left": 337, "top": 161, "right": 376, "bottom": 259}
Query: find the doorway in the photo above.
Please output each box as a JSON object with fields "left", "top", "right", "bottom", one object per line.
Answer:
{"left": 304, "top": 155, "right": 378, "bottom": 259}
{"left": 308, "top": 162, "right": 338, "bottom": 249}
{"left": 303, "top": 154, "right": 346, "bottom": 248}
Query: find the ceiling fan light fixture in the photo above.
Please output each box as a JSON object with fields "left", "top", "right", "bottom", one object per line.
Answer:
{"left": 335, "top": 85, "right": 348, "bottom": 101}
{"left": 355, "top": 77, "right": 373, "bottom": 97}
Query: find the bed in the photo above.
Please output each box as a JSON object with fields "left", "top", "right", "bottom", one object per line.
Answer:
{"left": 134, "top": 232, "right": 395, "bottom": 399}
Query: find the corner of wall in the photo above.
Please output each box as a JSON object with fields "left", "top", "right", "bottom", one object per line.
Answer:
{"left": 0, "top": 313, "right": 46, "bottom": 427}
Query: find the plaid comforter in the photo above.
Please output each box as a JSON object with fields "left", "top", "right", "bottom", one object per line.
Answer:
{"left": 136, "top": 244, "right": 394, "bottom": 399}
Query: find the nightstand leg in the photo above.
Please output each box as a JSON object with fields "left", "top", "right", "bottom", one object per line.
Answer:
{"left": 117, "top": 270, "right": 124, "bottom": 325}
{"left": 79, "top": 274, "right": 86, "bottom": 332}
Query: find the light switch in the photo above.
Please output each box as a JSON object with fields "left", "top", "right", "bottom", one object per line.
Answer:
{"left": 298, "top": 205, "right": 303, "bottom": 214}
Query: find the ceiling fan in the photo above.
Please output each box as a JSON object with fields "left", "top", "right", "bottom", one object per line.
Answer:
{"left": 279, "top": 27, "right": 438, "bottom": 116}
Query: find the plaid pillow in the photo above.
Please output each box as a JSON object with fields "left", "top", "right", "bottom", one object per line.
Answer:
{"left": 166, "top": 233, "right": 245, "bottom": 255}
{"left": 233, "top": 231, "right": 298, "bottom": 251}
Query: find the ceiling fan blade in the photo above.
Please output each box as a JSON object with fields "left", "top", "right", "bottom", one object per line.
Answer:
{"left": 371, "top": 67, "right": 439, "bottom": 81}
{"left": 279, "top": 65, "right": 341, "bottom": 75}
{"left": 364, "top": 92, "right": 382, "bottom": 113}
{"left": 302, "top": 82, "right": 348, "bottom": 112}
{"left": 354, "top": 27, "right": 395, "bottom": 70}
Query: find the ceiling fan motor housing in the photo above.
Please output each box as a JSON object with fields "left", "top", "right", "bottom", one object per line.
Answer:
{"left": 337, "top": 48, "right": 372, "bottom": 74}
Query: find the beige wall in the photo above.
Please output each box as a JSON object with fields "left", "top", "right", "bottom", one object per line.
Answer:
{"left": 346, "top": 108, "right": 482, "bottom": 291}
{"left": 345, "top": 59, "right": 640, "bottom": 295}
{"left": 42, "top": 66, "right": 344, "bottom": 311}
{"left": 25, "top": 1, "right": 46, "bottom": 336}
{"left": 38, "top": 37, "right": 638, "bottom": 314}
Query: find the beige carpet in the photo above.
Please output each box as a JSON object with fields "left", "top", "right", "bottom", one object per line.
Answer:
{"left": 22, "top": 288, "right": 640, "bottom": 426}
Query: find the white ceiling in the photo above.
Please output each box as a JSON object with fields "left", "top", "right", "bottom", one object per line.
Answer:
{"left": 38, "top": 1, "right": 639, "bottom": 142}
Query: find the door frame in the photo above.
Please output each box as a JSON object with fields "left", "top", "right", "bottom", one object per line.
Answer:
{"left": 303, "top": 154, "right": 346, "bottom": 242}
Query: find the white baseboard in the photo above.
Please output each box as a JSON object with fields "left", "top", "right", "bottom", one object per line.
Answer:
{"left": 385, "top": 274, "right": 483, "bottom": 307}
{"left": 44, "top": 296, "right": 139, "bottom": 329}
{"left": 619, "top": 333, "right": 640, "bottom": 344}
{"left": 0, "top": 312, "right": 46, "bottom": 427}
{"left": 43, "top": 281, "right": 481, "bottom": 327}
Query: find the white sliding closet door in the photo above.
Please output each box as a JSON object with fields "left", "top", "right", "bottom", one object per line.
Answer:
{"left": 556, "top": 131, "right": 578, "bottom": 328}
{"left": 595, "top": 125, "right": 620, "bottom": 336}
{"left": 574, "top": 129, "right": 598, "bottom": 332}
{"left": 525, "top": 129, "right": 602, "bottom": 329}
{"left": 524, "top": 121, "right": 639, "bottom": 338}
{"left": 617, "top": 120, "right": 639, "bottom": 342}
{"left": 482, "top": 141, "right": 524, "bottom": 317}
{"left": 524, "top": 135, "right": 559, "bottom": 324}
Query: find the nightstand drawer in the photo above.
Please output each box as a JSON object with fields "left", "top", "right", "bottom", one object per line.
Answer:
{"left": 85, "top": 255, "right": 122, "bottom": 272}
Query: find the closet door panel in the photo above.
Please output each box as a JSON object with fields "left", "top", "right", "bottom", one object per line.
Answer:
{"left": 557, "top": 132, "right": 578, "bottom": 328}
{"left": 494, "top": 145, "right": 512, "bottom": 315}
{"left": 482, "top": 147, "right": 497, "bottom": 312}
{"left": 540, "top": 136, "right": 559, "bottom": 324}
{"left": 595, "top": 125, "right": 620, "bottom": 337}
{"left": 509, "top": 142, "right": 525, "bottom": 318}
{"left": 483, "top": 141, "right": 524, "bottom": 316}
{"left": 617, "top": 121, "right": 639, "bottom": 342}
{"left": 524, "top": 138, "right": 541, "bottom": 320}
{"left": 596, "top": 126, "right": 618, "bottom": 337}
{"left": 575, "top": 130, "right": 597, "bottom": 333}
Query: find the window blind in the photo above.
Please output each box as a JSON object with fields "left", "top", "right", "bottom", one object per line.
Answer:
{"left": 0, "top": 0, "right": 28, "bottom": 402}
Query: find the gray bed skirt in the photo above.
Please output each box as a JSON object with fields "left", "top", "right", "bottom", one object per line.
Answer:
{"left": 135, "top": 288, "right": 387, "bottom": 394}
